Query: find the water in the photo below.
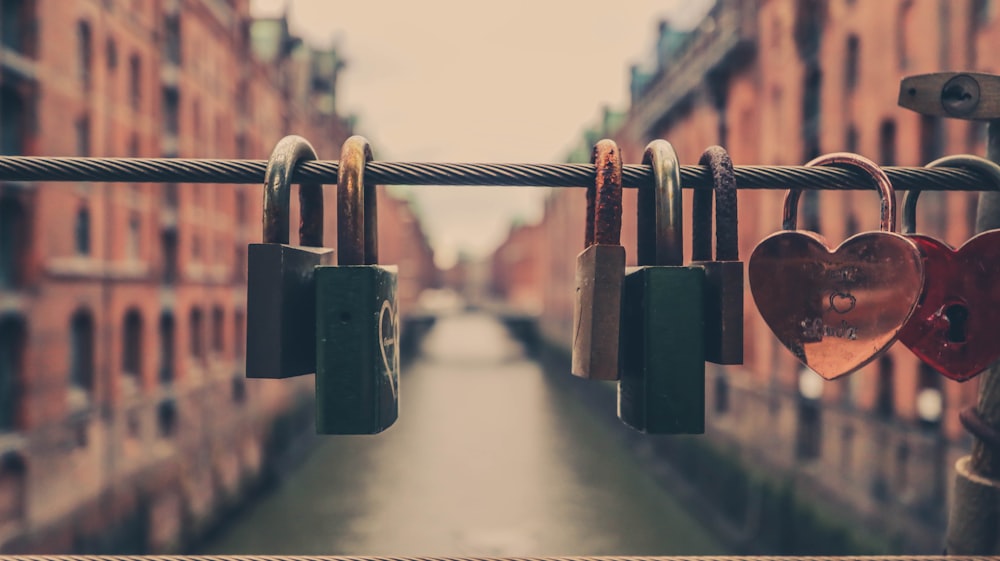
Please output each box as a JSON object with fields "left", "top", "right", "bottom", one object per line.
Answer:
{"left": 200, "top": 312, "right": 726, "bottom": 556}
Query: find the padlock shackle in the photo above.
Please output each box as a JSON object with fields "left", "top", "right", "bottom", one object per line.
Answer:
{"left": 262, "top": 135, "right": 323, "bottom": 246}
{"left": 693, "top": 146, "right": 739, "bottom": 262}
{"left": 587, "top": 139, "right": 623, "bottom": 247}
{"left": 783, "top": 152, "right": 896, "bottom": 232}
{"left": 338, "top": 135, "right": 378, "bottom": 266}
{"left": 638, "top": 140, "right": 682, "bottom": 266}
{"left": 905, "top": 155, "right": 1000, "bottom": 234}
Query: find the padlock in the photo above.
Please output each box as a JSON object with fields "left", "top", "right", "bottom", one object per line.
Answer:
{"left": 571, "top": 139, "right": 626, "bottom": 380}
{"left": 898, "top": 155, "right": 1000, "bottom": 381}
{"left": 691, "top": 146, "right": 744, "bottom": 365}
{"left": 749, "top": 153, "right": 925, "bottom": 380}
{"left": 246, "top": 135, "right": 334, "bottom": 379}
{"left": 619, "top": 140, "right": 705, "bottom": 434}
{"left": 315, "top": 135, "right": 399, "bottom": 435}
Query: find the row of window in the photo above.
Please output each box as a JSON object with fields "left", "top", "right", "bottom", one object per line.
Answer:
{"left": 76, "top": 20, "right": 142, "bottom": 110}
{"left": 0, "top": 303, "right": 246, "bottom": 432}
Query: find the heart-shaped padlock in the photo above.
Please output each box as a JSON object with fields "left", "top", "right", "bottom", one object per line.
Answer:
{"left": 897, "top": 155, "right": 1000, "bottom": 382}
{"left": 749, "top": 153, "right": 925, "bottom": 380}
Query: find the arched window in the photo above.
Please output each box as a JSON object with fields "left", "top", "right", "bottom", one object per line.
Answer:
{"left": 69, "top": 310, "right": 95, "bottom": 394}
{"left": 129, "top": 54, "right": 141, "bottom": 110}
{"left": 159, "top": 313, "right": 174, "bottom": 384}
{"left": 0, "top": 317, "right": 25, "bottom": 431}
{"left": 0, "top": 196, "right": 27, "bottom": 288}
{"left": 122, "top": 309, "right": 143, "bottom": 381}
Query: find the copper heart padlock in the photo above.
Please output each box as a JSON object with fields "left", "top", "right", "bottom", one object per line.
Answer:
{"left": 749, "top": 153, "right": 925, "bottom": 380}
{"left": 897, "top": 155, "right": 1000, "bottom": 382}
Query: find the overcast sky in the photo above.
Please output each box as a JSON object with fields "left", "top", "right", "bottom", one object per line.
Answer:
{"left": 251, "top": 0, "right": 712, "bottom": 268}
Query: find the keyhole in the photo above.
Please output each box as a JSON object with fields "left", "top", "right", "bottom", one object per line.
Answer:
{"left": 944, "top": 304, "right": 969, "bottom": 343}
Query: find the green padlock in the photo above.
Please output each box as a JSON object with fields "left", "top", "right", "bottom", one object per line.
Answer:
{"left": 315, "top": 135, "right": 399, "bottom": 435}
{"left": 691, "top": 146, "right": 744, "bottom": 365}
{"left": 246, "top": 135, "right": 334, "bottom": 379}
{"left": 619, "top": 140, "right": 705, "bottom": 434}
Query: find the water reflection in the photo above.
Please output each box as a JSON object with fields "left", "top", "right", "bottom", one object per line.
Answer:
{"left": 200, "top": 312, "right": 724, "bottom": 555}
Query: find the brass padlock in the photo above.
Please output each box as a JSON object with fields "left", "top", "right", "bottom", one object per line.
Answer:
{"left": 571, "top": 139, "right": 625, "bottom": 380}
{"left": 315, "top": 135, "right": 399, "bottom": 435}
{"left": 246, "top": 136, "right": 334, "bottom": 378}
{"left": 691, "top": 146, "right": 744, "bottom": 365}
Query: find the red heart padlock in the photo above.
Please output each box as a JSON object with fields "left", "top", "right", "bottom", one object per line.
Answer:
{"left": 749, "top": 153, "right": 925, "bottom": 380}
{"left": 897, "top": 155, "right": 1000, "bottom": 382}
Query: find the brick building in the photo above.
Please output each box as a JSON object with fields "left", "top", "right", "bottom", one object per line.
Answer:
{"left": 0, "top": 0, "right": 436, "bottom": 552}
{"left": 489, "top": 0, "right": 998, "bottom": 552}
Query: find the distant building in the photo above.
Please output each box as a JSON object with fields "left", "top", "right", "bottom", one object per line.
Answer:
{"left": 489, "top": 0, "right": 994, "bottom": 552}
{"left": 0, "top": 0, "right": 435, "bottom": 552}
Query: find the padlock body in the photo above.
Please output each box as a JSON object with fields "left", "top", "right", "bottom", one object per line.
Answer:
{"left": 619, "top": 266, "right": 705, "bottom": 434}
{"left": 571, "top": 244, "right": 625, "bottom": 380}
{"left": 315, "top": 264, "right": 399, "bottom": 435}
{"left": 246, "top": 243, "right": 334, "bottom": 378}
{"left": 693, "top": 260, "right": 744, "bottom": 365}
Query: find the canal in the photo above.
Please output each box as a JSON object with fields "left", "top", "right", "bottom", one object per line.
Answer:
{"left": 199, "top": 311, "right": 726, "bottom": 556}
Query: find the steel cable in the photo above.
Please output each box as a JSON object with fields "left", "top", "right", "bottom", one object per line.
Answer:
{"left": 0, "top": 557, "right": 985, "bottom": 561}
{"left": 0, "top": 155, "right": 997, "bottom": 191}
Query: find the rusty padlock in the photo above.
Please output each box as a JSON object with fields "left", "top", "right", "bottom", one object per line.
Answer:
{"left": 691, "top": 146, "right": 744, "bottom": 365}
{"left": 571, "top": 139, "right": 626, "bottom": 380}
{"left": 246, "top": 135, "right": 334, "bottom": 378}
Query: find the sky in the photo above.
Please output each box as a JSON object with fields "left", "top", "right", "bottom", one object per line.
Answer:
{"left": 250, "top": 0, "right": 713, "bottom": 269}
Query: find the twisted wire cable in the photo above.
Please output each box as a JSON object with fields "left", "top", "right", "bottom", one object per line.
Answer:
{"left": 0, "top": 557, "right": 982, "bottom": 561}
{"left": 0, "top": 155, "right": 996, "bottom": 191}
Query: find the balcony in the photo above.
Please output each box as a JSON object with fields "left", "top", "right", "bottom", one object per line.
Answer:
{"left": 618, "top": 0, "right": 760, "bottom": 145}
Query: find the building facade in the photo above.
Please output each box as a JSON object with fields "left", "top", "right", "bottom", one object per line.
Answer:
{"left": 489, "top": 0, "right": 996, "bottom": 552}
{"left": 0, "top": 0, "right": 436, "bottom": 552}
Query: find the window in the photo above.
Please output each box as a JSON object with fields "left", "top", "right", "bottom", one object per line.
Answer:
{"left": 0, "top": 317, "right": 25, "bottom": 431}
{"left": 845, "top": 35, "right": 859, "bottom": 92}
{"left": 1, "top": 0, "right": 27, "bottom": 53}
{"left": 158, "top": 313, "right": 174, "bottom": 384}
{"left": 75, "top": 115, "right": 90, "bottom": 157}
{"left": 920, "top": 115, "right": 945, "bottom": 164}
{"left": 234, "top": 245, "right": 246, "bottom": 282}
{"left": 845, "top": 123, "right": 858, "bottom": 153}
{"left": 157, "top": 399, "right": 176, "bottom": 437}
{"left": 162, "top": 88, "right": 179, "bottom": 136}
{"left": 129, "top": 54, "right": 141, "bottom": 110}
{"left": 161, "top": 230, "right": 177, "bottom": 284}
{"left": 234, "top": 310, "right": 245, "bottom": 360}
{"left": 190, "top": 307, "right": 204, "bottom": 360}
{"left": 69, "top": 310, "right": 95, "bottom": 393}
{"left": 0, "top": 453, "right": 26, "bottom": 525}
{"left": 77, "top": 21, "right": 92, "bottom": 91}
{"left": 876, "top": 355, "right": 895, "bottom": 419}
{"left": 795, "top": 398, "right": 822, "bottom": 460}
{"left": 122, "top": 309, "right": 143, "bottom": 380}
{"left": 211, "top": 306, "right": 224, "bottom": 355}
{"left": 127, "top": 213, "right": 140, "bottom": 260}
{"left": 879, "top": 120, "right": 897, "bottom": 167}
{"left": 897, "top": 0, "right": 914, "bottom": 70}
{"left": 0, "top": 86, "right": 24, "bottom": 155}
{"left": 75, "top": 206, "right": 91, "bottom": 255}
{"left": 714, "top": 373, "right": 729, "bottom": 414}
{"left": 106, "top": 38, "right": 117, "bottom": 70}
{"left": 0, "top": 196, "right": 26, "bottom": 289}
{"left": 164, "top": 14, "right": 181, "bottom": 65}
